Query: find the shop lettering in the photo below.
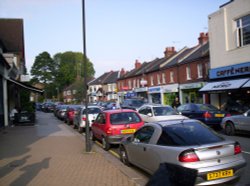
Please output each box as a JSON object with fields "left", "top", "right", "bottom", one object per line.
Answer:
{"left": 216, "top": 66, "right": 250, "bottom": 77}
{"left": 212, "top": 82, "right": 231, "bottom": 89}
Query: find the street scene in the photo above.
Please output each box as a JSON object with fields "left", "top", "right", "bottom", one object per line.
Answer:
{"left": 1, "top": 0, "right": 250, "bottom": 185}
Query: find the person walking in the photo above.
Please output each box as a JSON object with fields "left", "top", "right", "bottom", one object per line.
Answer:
{"left": 9, "top": 107, "right": 18, "bottom": 127}
{"left": 172, "top": 97, "right": 181, "bottom": 110}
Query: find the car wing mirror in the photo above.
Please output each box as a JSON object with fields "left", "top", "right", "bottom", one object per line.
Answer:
{"left": 147, "top": 113, "right": 153, "bottom": 117}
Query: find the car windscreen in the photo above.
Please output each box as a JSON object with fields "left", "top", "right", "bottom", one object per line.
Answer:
{"left": 82, "top": 108, "right": 101, "bottom": 114}
{"left": 197, "top": 104, "right": 219, "bottom": 111}
{"left": 131, "top": 100, "right": 144, "bottom": 107}
{"left": 153, "top": 107, "right": 178, "bottom": 116}
{"left": 110, "top": 112, "right": 141, "bottom": 125}
{"left": 157, "top": 121, "right": 224, "bottom": 146}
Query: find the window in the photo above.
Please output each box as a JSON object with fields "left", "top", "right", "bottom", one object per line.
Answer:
{"left": 73, "top": 90, "right": 77, "bottom": 94}
{"left": 96, "top": 113, "right": 106, "bottom": 124}
{"left": 186, "top": 66, "right": 191, "bottom": 80}
{"left": 134, "top": 126, "right": 154, "bottom": 143}
{"left": 236, "top": 14, "right": 250, "bottom": 47}
{"left": 197, "top": 64, "right": 203, "bottom": 78}
{"left": 170, "top": 71, "right": 174, "bottom": 83}
{"left": 150, "top": 76, "right": 154, "bottom": 86}
{"left": 137, "top": 79, "right": 140, "bottom": 88}
{"left": 162, "top": 73, "right": 166, "bottom": 84}
{"left": 133, "top": 79, "right": 136, "bottom": 88}
{"left": 157, "top": 74, "right": 161, "bottom": 85}
{"left": 128, "top": 80, "right": 132, "bottom": 89}
{"left": 110, "top": 112, "right": 141, "bottom": 124}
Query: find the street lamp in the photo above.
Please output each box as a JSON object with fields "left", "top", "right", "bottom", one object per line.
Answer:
{"left": 82, "top": 0, "right": 91, "bottom": 152}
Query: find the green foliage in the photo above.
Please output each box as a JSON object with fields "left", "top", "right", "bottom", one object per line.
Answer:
{"left": 20, "top": 90, "right": 35, "bottom": 112}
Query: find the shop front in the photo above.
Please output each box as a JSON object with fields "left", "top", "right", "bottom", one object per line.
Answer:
{"left": 148, "top": 86, "right": 162, "bottom": 104}
{"left": 134, "top": 87, "right": 148, "bottom": 102}
{"left": 179, "top": 82, "right": 205, "bottom": 104}
{"left": 161, "top": 84, "right": 179, "bottom": 106}
{"left": 200, "top": 62, "right": 250, "bottom": 114}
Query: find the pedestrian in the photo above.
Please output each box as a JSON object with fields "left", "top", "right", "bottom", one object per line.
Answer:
{"left": 172, "top": 97, "right": 180, "bottom": 110}
{"left": 9, "top": 106, "right": 18, "bottom": 127}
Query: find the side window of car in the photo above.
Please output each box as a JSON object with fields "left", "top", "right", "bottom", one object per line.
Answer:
{"left": 134, "top": 126, "right": 154, "bottom": 144}
{"left": 157, "top": 130, "right": 176, "bottom": 146}
{"left": 139, "top": 107, "right": 146, "bottom": 115}
{"left": 96, "top": 113, "right": 106, "bottom": 124}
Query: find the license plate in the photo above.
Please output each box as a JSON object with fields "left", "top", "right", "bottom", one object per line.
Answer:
{"left": 215, "top": 114, "right": 224, "bottom": 117}
{"left": 207, "top": 169, "right": 233, "bottom": 180}
{"left": 121, "top": 129, "right": 136, "bottom": 134}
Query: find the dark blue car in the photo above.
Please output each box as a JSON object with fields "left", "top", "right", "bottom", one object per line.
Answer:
{"left": 177, "top": 103, "right": 230, "bottom": 127}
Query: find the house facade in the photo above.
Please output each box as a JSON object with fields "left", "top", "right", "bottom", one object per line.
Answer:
{"left": 200, "top": 0, "right": 250, "bottom": 114}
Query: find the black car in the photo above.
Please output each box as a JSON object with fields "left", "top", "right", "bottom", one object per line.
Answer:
{"left": 120, "top": 99, "right": 144, "bottom": 110}
{"left": 177, "top": 103, "right": 230, "bottom": 127}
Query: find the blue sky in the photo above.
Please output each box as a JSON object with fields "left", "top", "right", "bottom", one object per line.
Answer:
{"left": 0, "top": 0, "right": 228, "bottom": 77}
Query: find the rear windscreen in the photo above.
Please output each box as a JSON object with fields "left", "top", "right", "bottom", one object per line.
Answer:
{"left": 110, "top": 112, "right": 141, "bottom": 124}
{"left": 157, "top": 121, "right": 224, "bottom": 146}
{"left": 82, "top": 108, "right": 101, "bottom": 114}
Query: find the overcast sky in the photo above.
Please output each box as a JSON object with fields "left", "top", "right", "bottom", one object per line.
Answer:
{"left": 0, "top": 0, "right": 228, "bottom": 77}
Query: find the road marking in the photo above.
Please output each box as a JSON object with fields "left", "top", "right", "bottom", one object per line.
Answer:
{"left": 242, "top": 151, "right": 250, "bottom": 155}
{"left": 94, "top": 141, "right": 120, "bottom": 158}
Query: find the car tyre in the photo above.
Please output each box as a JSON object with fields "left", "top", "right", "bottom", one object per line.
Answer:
{"left": 120, "top": 146, "right": 130, "bottom": 166}
{"left": 102, "top": 137, "right": 110, "bottom": 151}
{"left": 224, "top": 121, "right": 235, "bottom": 136}
{"left": 78, "top": 126, "right": 84, "bottom": 133}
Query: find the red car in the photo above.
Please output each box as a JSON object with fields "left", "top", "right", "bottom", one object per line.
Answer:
{"left": 91, "top": 109, "right": 144, "bottom": 150}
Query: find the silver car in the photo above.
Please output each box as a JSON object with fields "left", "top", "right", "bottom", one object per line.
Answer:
{"left": 221, "top": 109, "right": 250, "bottom": 135}
{"left": 138, "top": 104, "right": 188, "bottom": 122}
{"left": 120, "top": 119, "right": 246, "bottom": 185}
{"left": 73, "top": 105, "right": 102, "bottom": 133}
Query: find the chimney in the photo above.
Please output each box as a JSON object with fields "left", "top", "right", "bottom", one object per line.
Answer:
{"left": 164, "top": 47, "right": 176, "bottom": 58}
{"left": 120, "top": 68, "right": 126, "bottom": 76}
{"left": 135, "top": 59, "right": 141, "bottom": 69}
{"left": 198, "top": 32, "right": 208, "bottom": 45}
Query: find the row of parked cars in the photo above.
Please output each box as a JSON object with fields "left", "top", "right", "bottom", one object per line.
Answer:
{"left": 47, "top": 100, "right": 248, "bottom": 185}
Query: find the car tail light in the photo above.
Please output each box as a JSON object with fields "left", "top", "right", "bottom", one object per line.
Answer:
{"left": 225, "top": 113, "right": 231, "bottom": 117}
{"left": 82, "top": 117, "right": 86, "bottom": 121}
{"left": 179, "top": 150, "right": 200, "bottom": 162}
{"left": 203, "top": 111, "right": 212, "bottom": 118}
{"left": 234, "top": 142, "right": 242, "bottom": 155}
{"left": 106, "top": 127, "right": 113, "bottom": 135}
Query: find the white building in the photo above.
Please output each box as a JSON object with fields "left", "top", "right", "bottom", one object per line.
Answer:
{"left": 200, "top": 0, "right": 250, "bottom": 114}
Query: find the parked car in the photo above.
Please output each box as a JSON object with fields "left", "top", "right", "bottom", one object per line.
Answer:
{"left": 73, "top": 105, "right": 102, "bottom": 133}
{"left": 138, "top": 104, "right": 188, "bottom": 122}
{"left": 65, "top": 105, "right": 82, "bottom": 125}
{"left": 221, "top": 109, "right": 250, "bottom": 136}
{"left": 177, "top": 103, "right": 230, "bottom": 127}
{"left": 56, "top": 105, "right": 69, "bottom": 120}
{"left": 120, "top": 99, "right": 144, "bottom": 110}
{"left": 119, "top": 119, "right": 246, "bottom": 185}
{"left": 91, "top": 109, "right": 144, "bottom": 150}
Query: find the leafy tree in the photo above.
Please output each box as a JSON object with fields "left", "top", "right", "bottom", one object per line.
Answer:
{"left": 30, "top": 52, "right": 55, "bottom": 84}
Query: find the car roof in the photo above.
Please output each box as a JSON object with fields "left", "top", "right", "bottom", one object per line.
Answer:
{"left": 146, "top": 119, "right": 199, "bottom": 127}
{"left": 103, "top": 109, "right": 137, "bottom": 114}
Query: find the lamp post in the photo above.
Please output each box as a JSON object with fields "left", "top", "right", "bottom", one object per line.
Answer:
{"left": 82, "top": 0, "right": 91, "bottom": 152}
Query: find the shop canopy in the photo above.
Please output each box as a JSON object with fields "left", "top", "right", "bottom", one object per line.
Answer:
{"left": 242, "top": 79, "right": 250, "bottom": 88}
{"left": 199, "top": 78, "right": 249, "bottom": 92}
{"left": 7, "top": 78, "right": 44, "bottom": 94}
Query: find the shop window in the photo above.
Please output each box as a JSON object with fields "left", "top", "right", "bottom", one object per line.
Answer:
{"left": 236, "top": 14, "right": 250, "bottom": 47}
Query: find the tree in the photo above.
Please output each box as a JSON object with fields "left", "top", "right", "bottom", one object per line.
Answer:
{"left": 30, "top": 52, "right": 56, "bottom": 84}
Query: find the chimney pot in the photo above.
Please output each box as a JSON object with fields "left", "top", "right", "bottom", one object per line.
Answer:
{"left": 164, "top": 46, "right": 176, "bottom": 58}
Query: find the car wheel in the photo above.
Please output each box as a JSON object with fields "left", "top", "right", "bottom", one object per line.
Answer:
{"left": 102, "top": 137, "right": 110, "bottom": 151}
{"left": 120, "top": 146, "right": 130, "bottom": 166}
{"left": 78, "top": 126, "right": 84, "bottom": 133}
{"left": 224, "top": 121, "right": 235, "bottom": 136}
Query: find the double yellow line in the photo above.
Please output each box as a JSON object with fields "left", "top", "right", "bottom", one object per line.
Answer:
{"left": 95, "top": 141, "right": 120, "bottom": 158}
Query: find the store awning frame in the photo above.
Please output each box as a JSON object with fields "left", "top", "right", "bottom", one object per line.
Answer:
{"left": 199, "top": 78, "right": 249, "bottom": 92}
{"left": 7, "top": 78, "right": 44, "bottom": 94}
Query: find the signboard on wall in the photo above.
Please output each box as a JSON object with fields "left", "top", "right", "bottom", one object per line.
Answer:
{"left": 209, "top": 62, "right": 250, "bottom": 79}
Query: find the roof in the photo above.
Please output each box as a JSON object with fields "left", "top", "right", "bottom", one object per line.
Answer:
{"left": 103, "top": 71, "right": 119, "bottom": 84}
{"left": 89, "top": 71, "right": 120, "bottom": 85}
{"left": 0, "top": 19, "right": 25, "bottom": 60}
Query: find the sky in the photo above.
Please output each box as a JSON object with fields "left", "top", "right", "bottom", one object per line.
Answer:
{"left": 0, "top": 0, "right": 229, "bottom": 78}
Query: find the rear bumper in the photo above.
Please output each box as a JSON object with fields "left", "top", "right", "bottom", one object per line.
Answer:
{"left": 195, "top": 159, "right": 247, "bottom": 185}
{"left": 107, "top": 135, "right": 131, "bottom": 144}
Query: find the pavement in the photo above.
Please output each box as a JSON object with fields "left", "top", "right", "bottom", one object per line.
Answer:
{"left": 0, "top": 111, "right": 149, "bottom": 186}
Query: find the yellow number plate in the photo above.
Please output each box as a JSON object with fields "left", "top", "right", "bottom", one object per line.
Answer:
{"left": 121, "top": 129, "right": 136, "bottom": 134}
{"left": 215, "top": 114, "right": 224, "bottom": 117}
{"left": 207, "top": 169, "right": 233, "bottom": 180}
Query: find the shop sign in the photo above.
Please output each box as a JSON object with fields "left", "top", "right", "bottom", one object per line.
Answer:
{"left": 210, "top": 62, "right": 250, "bottom": 79}
{"left": 162, "top": 84, "right": 178, "bottom": 93}
{"left": 148, "top": 86, "right": 161, "bottom": 93}
{"left": 134, "top": 87, "right": 148, "bottom": 92}
{"left": 125, "top": 91, "right": 137, "bottom": 98}
{"left": 180, "top": 82, "right": 204, "bottom": 90}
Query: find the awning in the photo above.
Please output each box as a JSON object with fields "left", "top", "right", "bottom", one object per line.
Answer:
{"left": 199, "top": 78, "right": 249, "bottom": 92}
{"left": 7, "top": 78, "right": 44, "bottom": 94}
{"left": 242, "top": 79, "right": 250, "bottom": 88}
